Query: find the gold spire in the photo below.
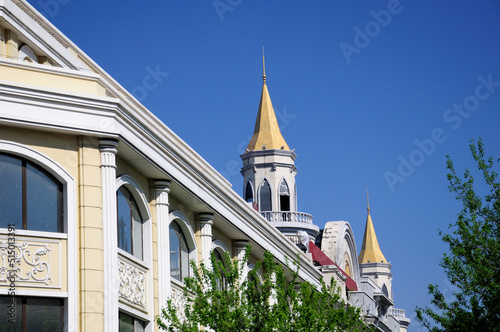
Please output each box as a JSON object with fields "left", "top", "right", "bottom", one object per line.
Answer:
{"left": 262, "top": 46, "right": 266, "bottom": 84}
{"left": 358, "top": 194, "right": 387, "bottom": 264}
{"left": 246, "top": 53, "right": 290, "bottom": 151}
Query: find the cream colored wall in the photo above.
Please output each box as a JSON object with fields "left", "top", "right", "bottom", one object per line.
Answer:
{"left": 0, "top": 62, "right": 106, "bottom": 96}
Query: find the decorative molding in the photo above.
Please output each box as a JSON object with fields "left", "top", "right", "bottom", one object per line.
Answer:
{"left": 0, "top": 239, "right": 57, "bottom": 286}
{"left": 118, "top": 258, "right": 146, "bottom": 308}
{"left": 11, "top": 0, "right": 69, "bottom": 49}
{"left": 170, "top": 286, "right": 188, "bottom": 323}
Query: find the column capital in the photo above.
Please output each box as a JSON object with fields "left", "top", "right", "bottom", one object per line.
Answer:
{"left": 198, "top": 212, "right": 214, "bottom": 224}
{"left": 235, "top": 239, "right": 249, "bottom": 250}
{"left": 99, "top": 138, "right": 119, "bottom": 153}
{"left": 154, "top": 179, "right": 172, "bottom": 190}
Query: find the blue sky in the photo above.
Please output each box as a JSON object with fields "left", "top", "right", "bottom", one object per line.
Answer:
{"left": 28, "top": 0, "right": 500, "bottom": 330}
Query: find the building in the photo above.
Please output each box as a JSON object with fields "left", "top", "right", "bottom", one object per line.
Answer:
{"left": 0, "top": 1, "right": 409, "bottom": 331}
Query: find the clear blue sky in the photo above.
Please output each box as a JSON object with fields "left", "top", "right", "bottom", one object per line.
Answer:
{"left": 28, "top": 0, "right": 500, "bottom": 330}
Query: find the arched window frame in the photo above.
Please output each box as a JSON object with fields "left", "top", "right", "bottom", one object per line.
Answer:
{"left": 258, "top": 178, "right": 272, "bottom": 212}
{"left": 169, "top": 210, "right": 197, "bottom": 284}
{"left": 212, "top": 240, "right": 228, "bottom": 289}
{"left": 116, "top": 175, "right": 152, "bottom": 265}
{"left": 0, "top": 140, "right": 77, "bottom": 328}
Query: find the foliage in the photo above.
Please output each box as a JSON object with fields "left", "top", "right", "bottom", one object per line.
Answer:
{"left": 157, "top": 245, "right": 370, "bottom": 332}
{"left": 416, "top": 138, "right": 500, "bottom": 331}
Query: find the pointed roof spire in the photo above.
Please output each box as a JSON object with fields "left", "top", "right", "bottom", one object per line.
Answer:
{"left": 246, "top": 51, "right": 290, "bottom": 151}
{"left": 262, "top": 46, "right": 267, "bottom": 85}
{"left": 358, "top": 194, "right": 387, "bottom": 264}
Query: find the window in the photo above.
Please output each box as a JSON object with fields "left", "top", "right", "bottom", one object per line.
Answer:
{"left": 119, "top": 312, "right": 145, "bottom": 332}
{"left": 213, "top": 249, "right": 227, "bottom": 290}
{"left": 170, "top": 221, "right": 190, "bottom": 281}
{"left": 382, "top": 284, "right": 389, "bottom": 297}
{"left": 259, "top": 179, "right": 272, "bottom": 212}
{"left": 117, "top": 186, "right": 144, "bottom": 260}
{"left": 0, "top": 296, "right": 63, "bottom": 332}
{"left": 245, "top": 182, "right": 254, "bottom": 203}
{"left": 0, "top": 153, "right": 63, "bottom": 232}
{"left": 279, "top": 179, "right": 290, "bottom": 212}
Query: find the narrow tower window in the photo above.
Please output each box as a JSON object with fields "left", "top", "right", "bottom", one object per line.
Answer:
{"left": 279, "top": 179, "right": 290, "bottom": 212}
{"left": 245, "top": 182, "right": 253, "bottom": 203}
{"left": 259, "top": 179, "right": 272, "bottom": 212}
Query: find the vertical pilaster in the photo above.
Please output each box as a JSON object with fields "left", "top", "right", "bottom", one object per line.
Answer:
{"left": 100, "top": 139, "right": 118, "bottom": 332}
{"left": 155, "top": 180, "right": 171, "bottom": 310}
{"left": 199, "top": 213, "right": 215, "bottom": 268}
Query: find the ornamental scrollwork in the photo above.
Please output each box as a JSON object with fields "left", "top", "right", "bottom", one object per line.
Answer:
{"left": 118, "top": 259, "right": 146, "bottom": 308}
{"left": 170, "top": 287, "right": 188, "bottom": 322}
{"left": 0, "top": 240, "right": 52, "bottom": 285}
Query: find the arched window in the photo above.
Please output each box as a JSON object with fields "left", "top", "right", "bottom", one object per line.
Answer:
{"left": 170, "top": 221, "right": 190, "bottom": 281}
{"left": 245, "top": 182, "right": 254, "bottom": 203}
{"left": 382, "top": 284, "right": 389, "bottom": 297}
{"left": 117, "top": 186, "right": 144, "bottom": 259}
{"left": 0, "top": 153, "right": 63, "bottom": 232}
{"left": 279, "top": 179, "right": 290, "bottom": 212}
{"left": 213, "top": 249, "right": 227, "bottom": 290}
{"left": 259, "top": 179, "right": 272, "bottom": 212}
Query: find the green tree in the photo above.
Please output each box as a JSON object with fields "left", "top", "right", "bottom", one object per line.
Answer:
{"left": 157, "top": 245, "right": 370, "bottom": 331}
{"left": 416, "top": 138, "right": 500, "bottom": 331}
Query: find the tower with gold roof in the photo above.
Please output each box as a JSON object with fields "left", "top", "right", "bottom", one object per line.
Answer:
{"left": 358, "top": 195, "right": 393, "bottom": 301}
{"left": 240, "top": 57, "right": 319, "bottom": 242}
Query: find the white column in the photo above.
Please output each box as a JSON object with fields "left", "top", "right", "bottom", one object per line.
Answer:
{"left": 235, "top": 240, "right": 249, "bottom": 284}
{"left": 100, "top": 139, "right": 119, "bottom": 332}
{"left": 155, "top": 180, "right": 171, "bottom": 309}
{"left": 199, "top": 213, "right": 215, "bottom": 268}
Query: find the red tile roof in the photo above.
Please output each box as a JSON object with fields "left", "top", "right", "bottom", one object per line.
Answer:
{"left": 308, "top": 241, "right": 358, "bottom": 291}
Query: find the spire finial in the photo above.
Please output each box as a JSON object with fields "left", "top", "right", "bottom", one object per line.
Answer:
{"left": 262, "top": 46, "right": 266, "bottom": 84}
{"left": 366, "top": 189, "right": 370, "bottom": 214}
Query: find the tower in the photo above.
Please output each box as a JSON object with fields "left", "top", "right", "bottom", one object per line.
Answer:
{"left": 240, "top": 56, "right": 319, "bottom": 243}
{"left": 358, "top": 195, "right": 393, "bottom": 300}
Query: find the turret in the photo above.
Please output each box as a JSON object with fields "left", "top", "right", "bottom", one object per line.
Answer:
{"left": 240, "top": 55, "right": 319, "bottom": 243}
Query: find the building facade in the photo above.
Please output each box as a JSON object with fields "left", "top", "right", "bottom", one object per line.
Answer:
{"left": 0, "top": 1, "right": 408, "bottom": 331}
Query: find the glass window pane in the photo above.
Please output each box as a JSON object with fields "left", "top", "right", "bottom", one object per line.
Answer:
{"left": 180, "top": 232, "right": 189, "bottom": 280}
{"left": 169, "top": 222, "right": 181, "bottom": 281}
{"left": 26, "top": 164, "right": 62, "bottom": 232}
{"left": 134, "top": 319, "right": 145, "bottom": 332}
{"left": 117, "top": 188, "right": 132, "bottom": 255}
{"left": 0, "top": 154, "right": 22, "bottom": 229}
{"left": 132, "top": 201, "right": 143, "bottom": 260}
{"left": 260, "top": 179, "right": 272, "bottom": 211}
{"left": 0, "top": 296, "right": 22, "bottom": 331}
{"left": 245, "top": 182, "right": 253, "bottom": 203}
{"left": 26, "top": 297, "right": 63, "bottom": 332}
{"left": 119, "top": 312, "right": 134, "bottom": 332}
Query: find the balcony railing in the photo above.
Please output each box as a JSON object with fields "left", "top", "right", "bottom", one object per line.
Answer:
{"left": 388, "top": 308, "right": 406, "bottom": 318}
{"left": 260, "top": 211, "right": 313, "bottom": 224}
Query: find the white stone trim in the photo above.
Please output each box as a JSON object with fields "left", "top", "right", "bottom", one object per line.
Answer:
{"left": 0, "top": 140, "right": 77, "bottom": 331}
